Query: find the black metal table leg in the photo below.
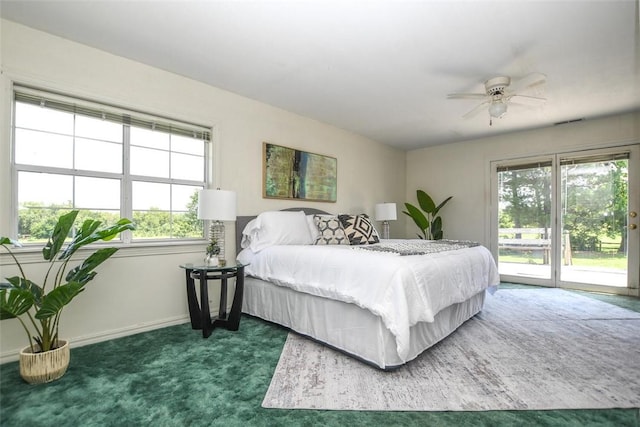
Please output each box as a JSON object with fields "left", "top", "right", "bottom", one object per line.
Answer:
{"left": 219, "top": 277, "right": 228, "bottom": 319}
{"left": 199, "top": 271, "right": 212, "bottom": 338}
{"left": 184, "top": 269, "right": 201, "bottom": 329}
{"left": 226, "top": 266, "right": 244, "bottom": 331}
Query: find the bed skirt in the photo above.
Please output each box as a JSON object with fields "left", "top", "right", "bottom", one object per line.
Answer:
{"left": 242, "top": 276, "right": 486, "bottom": 369}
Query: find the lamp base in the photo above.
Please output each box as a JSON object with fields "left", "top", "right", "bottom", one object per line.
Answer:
{"left": 209, "top": 221, "right": 226, "bottom": 265}
{"left": 381, "top": 220, "right": 390, "bottom": 240}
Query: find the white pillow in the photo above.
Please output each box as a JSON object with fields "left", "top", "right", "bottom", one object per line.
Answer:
{"left": 306, "top": 214, "right": 321, "bottom": 241}
{"left": 249, "top": 210, "right": 313, "bottom": 252}
{"left": 240, "top": 218, "right": 258, "bottom": 249}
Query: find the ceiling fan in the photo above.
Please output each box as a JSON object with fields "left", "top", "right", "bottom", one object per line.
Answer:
{"left": 447, "top": 73, "right": 547, "bottom": 125}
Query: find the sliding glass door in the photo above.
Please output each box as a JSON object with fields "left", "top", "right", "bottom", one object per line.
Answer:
{"left": 559, "top": 153, "right": 631, "bottom": 288}
{"left": 492, "top": 145, "right": 639, "bottom": 295}
{"left": 497, "top": 160, "right": 552, "bottom": 282}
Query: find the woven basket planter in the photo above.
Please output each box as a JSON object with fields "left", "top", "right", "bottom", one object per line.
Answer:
{"left": 19, "top": 340, "right": 70, "bottom": 384}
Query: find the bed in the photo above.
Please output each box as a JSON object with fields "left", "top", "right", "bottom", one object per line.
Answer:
{"left": 236, "top": 208, "right": 499, "bottom": 370}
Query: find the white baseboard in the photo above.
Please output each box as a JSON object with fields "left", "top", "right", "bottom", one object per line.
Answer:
{"left": 0, "top": 315, "right": 190, "bottom": 364}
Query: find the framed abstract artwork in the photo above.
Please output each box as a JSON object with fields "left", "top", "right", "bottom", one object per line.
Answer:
{"left": 263, "top": 142, "right": 337, "bottom": 202}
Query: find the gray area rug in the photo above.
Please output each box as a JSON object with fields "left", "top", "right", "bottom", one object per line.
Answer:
{"left": 262, "top": 289, "right": 640, "bottom": 411}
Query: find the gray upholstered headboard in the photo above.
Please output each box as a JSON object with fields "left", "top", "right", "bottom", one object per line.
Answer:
{"left": 235, "top": 207, "right": 330, "bottom": 256}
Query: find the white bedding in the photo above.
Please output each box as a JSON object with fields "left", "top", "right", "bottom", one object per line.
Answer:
{"left": 238, "top": 239, "right": 499, "bottom": 362}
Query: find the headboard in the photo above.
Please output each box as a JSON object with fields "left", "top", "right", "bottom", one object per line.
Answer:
{"left": 235, "top": 207, "right": 330, "bottom": 256}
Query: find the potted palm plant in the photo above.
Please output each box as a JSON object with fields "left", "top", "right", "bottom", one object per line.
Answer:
{"left": 0, "top": 210, "right": 134, "bottom": 383}
{"left": 404, "top": 189, "right": 453, "bottom": 240}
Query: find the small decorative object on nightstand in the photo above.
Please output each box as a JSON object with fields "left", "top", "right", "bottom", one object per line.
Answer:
{"left": 205, "top": 239, "right": 220, "bottom": 266}
{"left": 375, "top": 202, "right": 397, "bottom": 239}
{"left": 198, "top": 189, "right": 237, "bottom": 267}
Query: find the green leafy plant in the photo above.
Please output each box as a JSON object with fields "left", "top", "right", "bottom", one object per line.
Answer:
{"left": 0, "top": 210, "right": 134, "bottom": 353}
{"left": 206, "top": 239, "right": 220, "bottom": 256}
{"left": 403, "top": 190, "right": 453, "bottom": 240}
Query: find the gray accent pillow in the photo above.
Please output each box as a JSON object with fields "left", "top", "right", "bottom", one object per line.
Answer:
{"left": 313, "top": 215, "right": 349, "bottom": 245}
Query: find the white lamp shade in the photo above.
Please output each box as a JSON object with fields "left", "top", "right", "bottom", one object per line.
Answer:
{"left": 375, "top": 203, "right": 397, "bottom": 221}
{"left": 197, "top": 189, "right": 237, "bottom": 221}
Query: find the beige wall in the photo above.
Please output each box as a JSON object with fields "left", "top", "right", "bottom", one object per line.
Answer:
{"left": 0, "top": 20, "right": 406, "bottom": 361}
{"left": 405, "top": 112, "right": 640, "bottom": 245}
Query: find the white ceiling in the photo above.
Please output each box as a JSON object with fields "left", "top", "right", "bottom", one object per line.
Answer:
{"left": 1, "top": 0, "right": 639, "bottom": 150}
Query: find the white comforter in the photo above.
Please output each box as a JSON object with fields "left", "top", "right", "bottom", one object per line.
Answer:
{"left": 237, "top": 240, "right": 499, "bottom": 362}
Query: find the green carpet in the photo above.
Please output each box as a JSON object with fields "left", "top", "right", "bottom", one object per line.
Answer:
{"left": 1, "top": 285, "right": 639, "bottom": 427}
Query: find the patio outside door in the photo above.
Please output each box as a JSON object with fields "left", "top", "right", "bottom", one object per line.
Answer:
{"left": 496, "top": 160, "right": 553, "bottom": 282}
{"left": 493, "top": 145, "right": 639, "bottom": 296}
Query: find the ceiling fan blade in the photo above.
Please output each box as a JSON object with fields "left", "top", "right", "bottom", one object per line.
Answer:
{"left": 447, "top": 93, "right": 487, "bottom": 100}
{"left": 462, "top": 100, "right": 490, "bottom": 119}
{"left": 511, "top": 72, "right": 547, "bottom": 92}
{"left": 508, "top": 101, "right": 540, "bottom": 109}
{"left": 508, "top": 94, "right": 546, "bottom": 105}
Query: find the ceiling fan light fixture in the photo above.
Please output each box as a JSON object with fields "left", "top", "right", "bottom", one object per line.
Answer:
{"left": 488, "top": 101, "right": 508, "bottom": 118}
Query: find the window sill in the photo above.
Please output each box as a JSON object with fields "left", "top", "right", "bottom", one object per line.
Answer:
{"left": 0, "top": 240, "right": 206, "bottom": 265}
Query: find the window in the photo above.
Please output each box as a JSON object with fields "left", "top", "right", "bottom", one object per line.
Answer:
{"left": 12, "top": 86, "right": 210, "bottom": 243}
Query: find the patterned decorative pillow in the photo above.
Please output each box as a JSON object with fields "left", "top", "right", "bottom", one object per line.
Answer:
{"left": 338, "top": 214, "right": 380, "bottom": 245}
{"left": 313, "top": 215, "right": 350, "bottom": 245}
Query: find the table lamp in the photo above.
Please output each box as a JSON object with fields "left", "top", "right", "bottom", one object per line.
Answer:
{"left": 375, "top": 202, "right": 397, "bottom": 239}
{"left": 197, "top": 189, "right": 237, "bottom": 266}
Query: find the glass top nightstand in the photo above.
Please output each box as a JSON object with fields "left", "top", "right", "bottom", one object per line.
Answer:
{"left": 179, "top": 262, "right": 247, "bottom": 272}
{"left": 179, "top": 262, "right": 247, "bottom": 338}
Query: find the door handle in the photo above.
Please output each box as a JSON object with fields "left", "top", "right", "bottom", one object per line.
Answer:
{"left": 630, "top": 224, "right": 638, "bottom": 230}
{"left": 630, "top": 211, "right": 637, "bottom": 218}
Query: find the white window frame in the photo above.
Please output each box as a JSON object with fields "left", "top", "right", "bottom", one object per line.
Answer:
{"left": 10, "top": 84, "right": 213, "bottom": 246}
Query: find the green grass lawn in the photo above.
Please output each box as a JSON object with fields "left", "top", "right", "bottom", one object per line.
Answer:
{"left": 499, "top": 250, "right": 627, "bottom": 270}
{"left": 499, "top": 232, "right": 626, "bottom": 270}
